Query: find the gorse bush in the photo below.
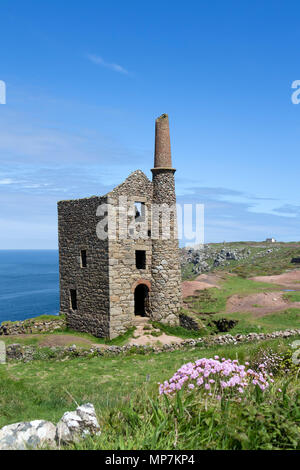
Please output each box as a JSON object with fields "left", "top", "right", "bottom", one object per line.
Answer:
{"left": 279, "top": 349, "right": 300, "bottom": 376}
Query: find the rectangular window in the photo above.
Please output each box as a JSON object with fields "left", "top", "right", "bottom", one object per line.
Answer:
{"left": 134, "top": 202, "right": 145, "bottom": 222}
{"left": 80, "top": 250, "right": 87, "bottom": 268}
{"left": 70, "top": 289, "right": 77, "bottom": 310}
{"left": 136, "top": 250, "right": 146, "bottom": 269}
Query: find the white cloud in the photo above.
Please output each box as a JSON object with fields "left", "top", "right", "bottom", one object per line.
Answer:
{"left": 0, "top": 178, "right": 25, "bottom": 185}
{"left": 87, "top": 54, "right": 129, "bottom": 75}
{"left": 0, "top": 176, "right": 51, "bottom": 190}
{"left": 0, "top": 178, "right": 15, "bottom": 185}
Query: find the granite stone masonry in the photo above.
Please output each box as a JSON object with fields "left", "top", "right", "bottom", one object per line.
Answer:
{"left": 58, "top": 114, "right": 182, "bottom": 339}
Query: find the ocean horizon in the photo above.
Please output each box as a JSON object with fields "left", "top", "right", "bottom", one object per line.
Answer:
{"left": 0, "top": 250, "right": 60, "bottom": 324}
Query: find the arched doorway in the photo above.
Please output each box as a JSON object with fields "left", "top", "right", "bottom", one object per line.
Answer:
{"left": 134, "top": 284, "right": 149, "bottom": 316}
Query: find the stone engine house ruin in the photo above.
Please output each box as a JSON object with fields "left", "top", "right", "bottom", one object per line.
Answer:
{"left": 58, "top": 114, "right": 182, "bottom": 338}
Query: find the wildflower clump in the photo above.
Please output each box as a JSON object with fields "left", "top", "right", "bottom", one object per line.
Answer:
{"left": 159, "top": 356, "right": 272, "bottom": 398}
{"left": 251, "top": 347, "right": 300, "bottom": 376}
{"left": 251, "top": 348, "right": 283, "bottom": 375}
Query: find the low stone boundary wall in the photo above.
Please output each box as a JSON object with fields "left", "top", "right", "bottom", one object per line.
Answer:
{"left": 5, "top": 328, "right": 300, "bottom": 362}
{"left": 0, "top": 317, "right": 66, "bottom": 336}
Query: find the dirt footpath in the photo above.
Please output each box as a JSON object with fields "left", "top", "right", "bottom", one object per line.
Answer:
{"left": 251, "top": 270, "right": 300, "bottom": 290}
{"left": 128, "top": 331, "right": 183, "bottom": 347}
{"left": 182, "top": 270, "right": 300, "bottom": 317}
{"left": 226, "top": 270, "right": 300, "bottom": 316}
{"left": 182, "top": 273, "right": 222, "bottom": 298}
{"left": 128, "top": 319, "right": 184, "bottom": 347}
{"left": 226, "top": 291, "right": 300, "bottom": 317}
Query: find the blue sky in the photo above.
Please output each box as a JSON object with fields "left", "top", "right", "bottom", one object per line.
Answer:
{"left": 0, "top": 0, "right": 300, "bottom": 248}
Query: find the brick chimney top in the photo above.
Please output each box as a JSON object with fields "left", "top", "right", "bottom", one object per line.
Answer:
{"left": 154, "top": 113, "right": 173, "bottom": 169}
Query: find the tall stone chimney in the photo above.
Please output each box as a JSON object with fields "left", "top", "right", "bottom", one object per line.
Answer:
{"left": 154, "top": 114, "right": 172, "bottom": 168}
{"left": 150, "top": 114, "right": 181, "bottom": 325}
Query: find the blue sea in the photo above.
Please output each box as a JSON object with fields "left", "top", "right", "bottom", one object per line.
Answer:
{"left": 0, "top": 250, "right": 59, "bottom": 324}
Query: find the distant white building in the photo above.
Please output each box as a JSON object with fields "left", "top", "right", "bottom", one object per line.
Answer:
{"left": 266, "top": 238, "right": 276, "bottom": 243}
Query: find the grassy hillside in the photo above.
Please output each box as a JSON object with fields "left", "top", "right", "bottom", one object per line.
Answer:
{"left": 1, "top": 335, "right": 299, "bottom": 449}
{"left": 181, "top": 242, "right": 300, "bottom": 279}
{"left": 180, "top": 274, "right": 300, "bottom": 336}
{"left": 1, "top": 241, "right": 300, "bottom": 450}
{"left": 184, "top": 275, "right": 280, "bottom": 313}
{"left": 227, "top": 243, "right": 300, "bottom": 277}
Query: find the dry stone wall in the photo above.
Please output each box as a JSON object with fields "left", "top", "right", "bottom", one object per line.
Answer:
{"left": 0, "top": 317, "right": 66, "bottom": 336}
{"left": 5, "top": 329, "right": 300, "bottom": 363}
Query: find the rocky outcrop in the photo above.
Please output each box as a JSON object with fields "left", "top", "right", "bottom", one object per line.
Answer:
{"left": 181, "top": 245, "right": 279, "bottom": 276}
{"left": 0, "top": 404, "right": 100, "bottom": 450}
{"left": 56, "top": 403, "right": 101, "bottom": 445}
{"left": 0, "top": 420, "right": 56, "bottom": 450}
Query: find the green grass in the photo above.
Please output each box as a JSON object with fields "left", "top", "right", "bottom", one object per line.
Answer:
{"left": 283, "top": 291, "right": 300, "bottom": 303}
{"left": 0, "top": 327, "right": 136, "bottom": 348}
{"left": 59, "top": 326, "right": 136, "bottom": 346}
{"left": 149, "top": 330, "right": 161, "bottom": 337}
{"left": 151, "top": 321, "right": 204, "bottom": 338}
{"left": 0, "top": 335, "right": 299, "bottom": 430}
{"left": 212, "top": 308, "right": 300, "bottom": 335}
{"left": 73, "top": 375, "right": 300, "bottom": 450}
{"left": 181, "top": 263, "right": 199, "bottom": 281}
{"left": 181, "top": 274, "right": 300, "bottom": 335}
{"left": 1, "top": 314, "right": 65, "bottom": 326}
{"left": 182, "top": 242, "right": 300, "bottom": 280}
{"left": 184, "top": 275, "right": 280, "bottom": 314}
{"left": 1, "top": 336, "right": 41, "bottom": 346}
{"left": 1, "top": 335, "right": 299, "bottom": 449}
{"left": 226, "top": 244, "right": 300, "bottom": 278}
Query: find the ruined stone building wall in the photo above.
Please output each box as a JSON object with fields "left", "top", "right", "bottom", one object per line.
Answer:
{"left": 58, "top": 195, "right": 110, "bottom": 337}
{"left": 107, "top": 171, "right": 153, "bottom": 338}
